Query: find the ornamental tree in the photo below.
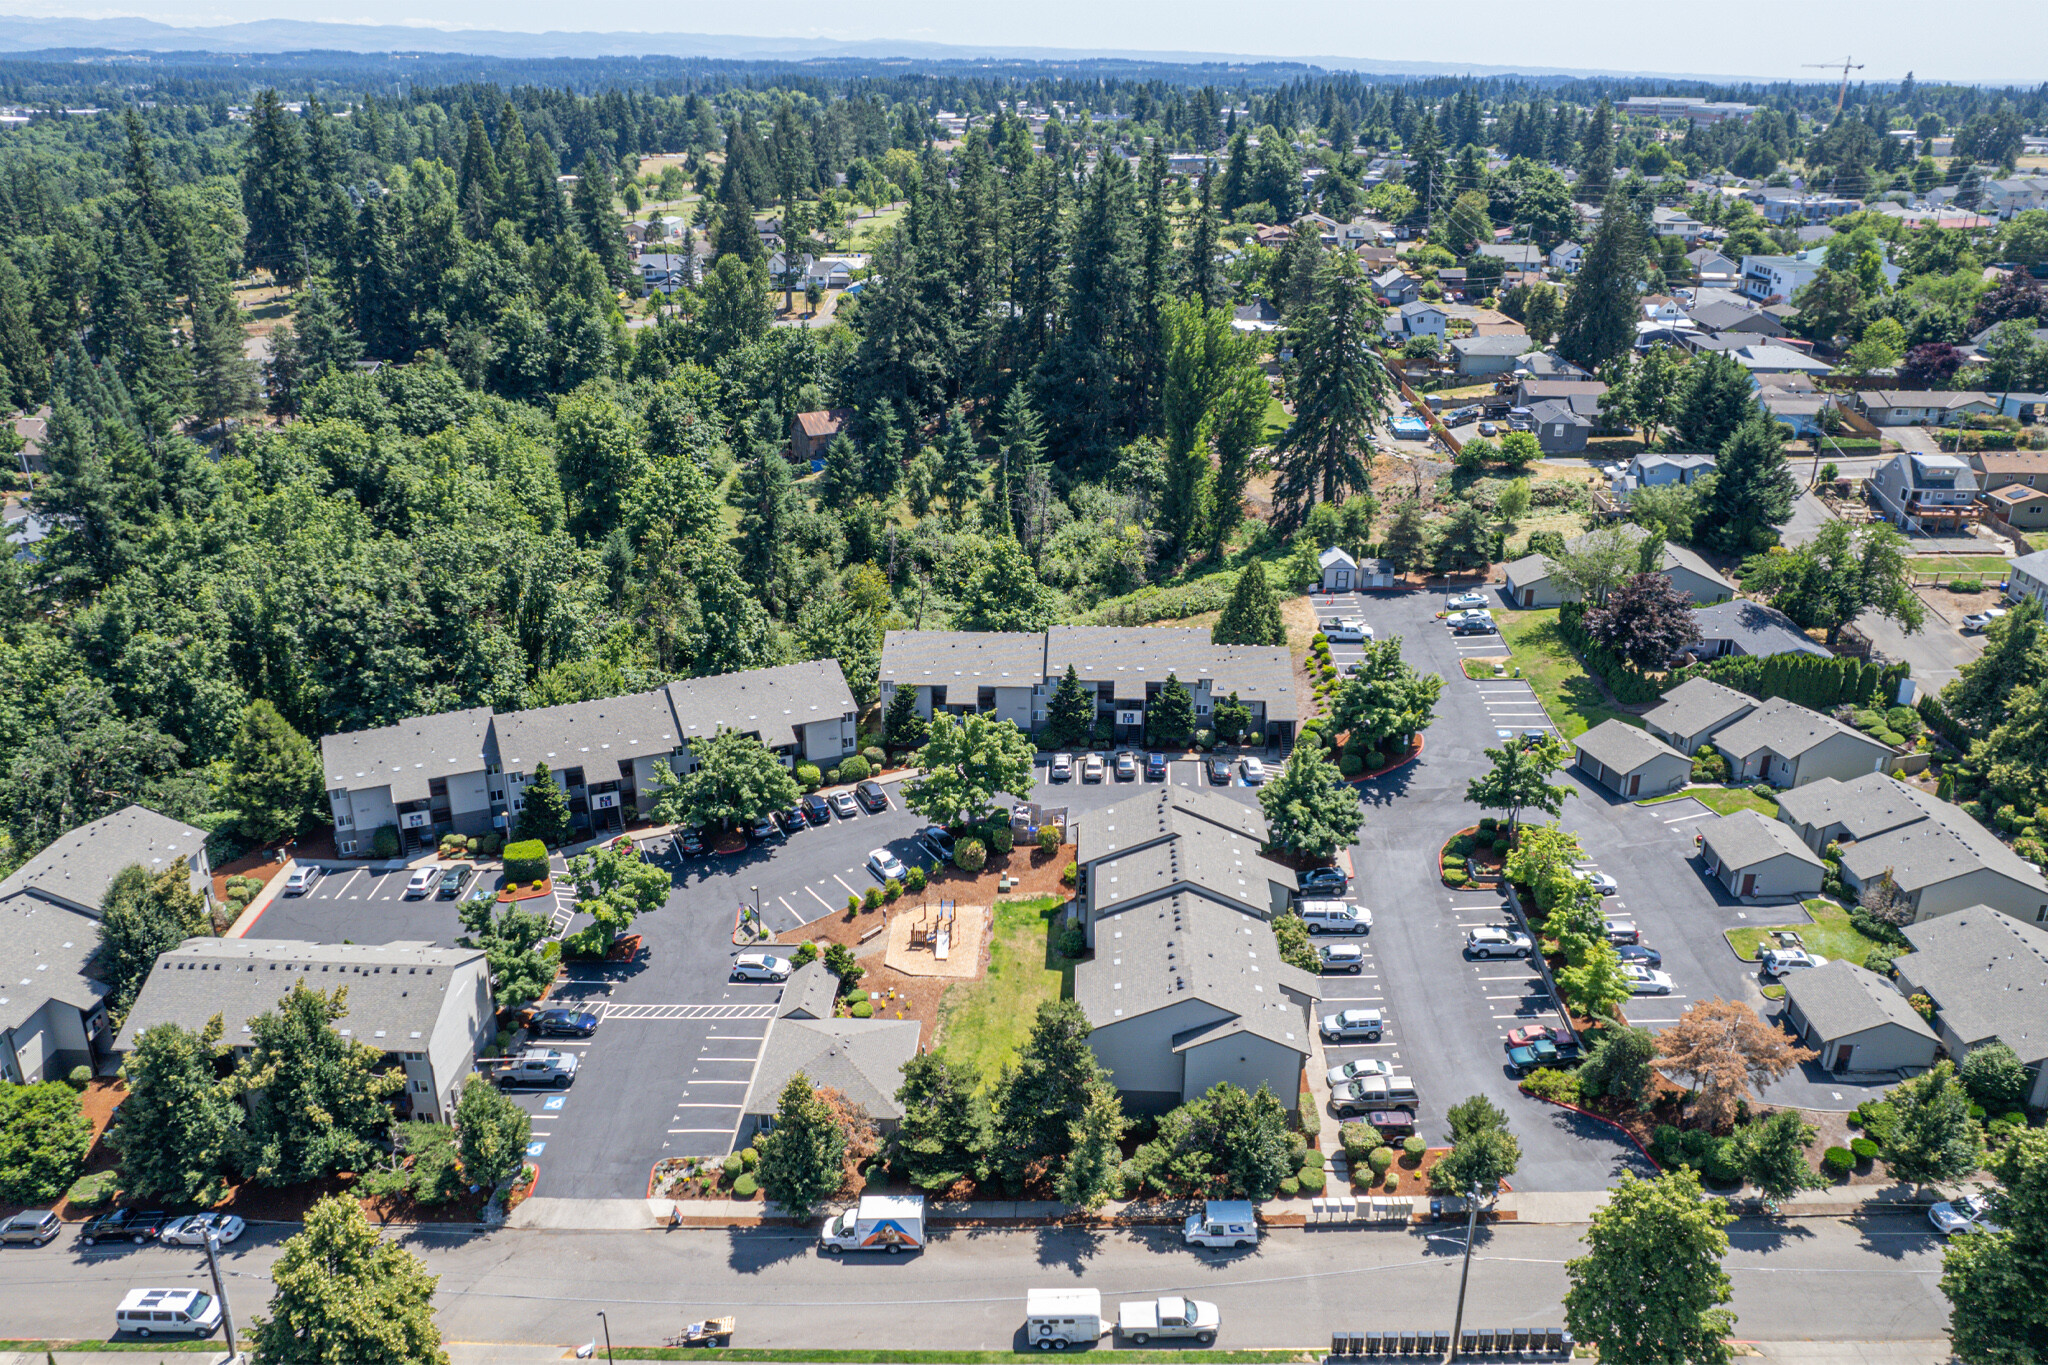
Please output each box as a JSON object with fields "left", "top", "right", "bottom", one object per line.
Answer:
{"left": 1564, "top": 1169, "right": 1736, "bottom": 1365}
{"left": 1881, "top": 1061, "right": 1984, "bottom": 1189}
{"left": 1466, "top": 735, "right": 1575, "bottom": 833}
{"left": 1259, "top": 744, "right": 1366, "bottom": 860}
{"left": 0, "top": 1080, "right": 91, "bottom": 1205}
{"left": 756, "top": 1073, "right": 847, "bottom": 1221}
{"left": 514, "top": 760, "right": 575, "bottom": 846}
{"left": 1213, "top": 561, "right": 1288, "bottom": 646}
{"left": 1582, "top": 572, "right": 1704, "bottom": 671}
{"left": 1940, "top": 1126, "right": 2048, "bottom": 1364}
{"left": 1654, "top": 998, "right": 1816, "bottom": 1129}
{"left": 249, "top": 1195, "right": 443, "bottom": 1365}
{"left": 1044, "top": 665, "right": 1096, "bottom": 748}
{"left": 454, "top": 1074, "right": 532, "bottom": 1192}
{"left": 232, "top": 981, "right": 406, "bottom": 1187}
{"left": 109, "top": 1019, "right": 239, "bottom": 1205}
{"left": 1732, "top": 1109, "right": 1828, "bottom": 1203}
{"left": 905, "top": 711, "right": 1037, "bottom": 829}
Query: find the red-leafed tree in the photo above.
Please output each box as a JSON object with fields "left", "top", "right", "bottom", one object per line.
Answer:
{"left": 1900, "top": 341, "right": 1965, "bottom": 388}
{"left": 1582, "top": 572, "right": 1704, "bottom": 672}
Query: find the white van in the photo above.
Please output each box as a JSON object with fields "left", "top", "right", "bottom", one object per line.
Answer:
{"left": 1297, "top": 900, "right": 1371, "bottom": 935}
{"left": 1183, "top": 1199, "right": 1260, "bottom": 1249}
{"left": 1026, "top": 1287, "right": 1107, "bottom": 1350}
{"left": 115, "top": 1287, "right": 221, "bottom": 1338}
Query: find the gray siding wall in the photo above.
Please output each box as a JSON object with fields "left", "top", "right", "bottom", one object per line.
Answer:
{"left": 1087, "top": 1000, "right": 1231, "bottom": 1100}
{"left": 1791, "top": 734, "right": 1894, "bottom": 788}
{"left": 1180, "top": 1031, "right": 1307, "bottom": 1107}
{"left": 422, "top": 962, "right": 496, "bottom": 1122}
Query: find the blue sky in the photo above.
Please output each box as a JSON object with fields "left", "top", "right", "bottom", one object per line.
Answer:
{"left": 17, "top": 0, "right": 2044, "bottom": 83}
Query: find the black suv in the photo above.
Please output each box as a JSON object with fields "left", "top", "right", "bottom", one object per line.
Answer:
{"left": 776, "top": 805, "right": 806, "bottom": 834}
{"left": 79, "top": 1208, "right": 174, "bottom": 1247}
{"left": 677, "top": 827, "right": 705, "bottom": 856}
{"left": 801, "top": 793, "right": 833, "bottom": 826}
{"left": 855, "top": 779, "right": 890, "bottom": 812}
{"left": 1145, "top": 753, "right": 1168, "bottom": 780}
{"left": 1298, "top": 866, "right": 1351, "bottom": 896}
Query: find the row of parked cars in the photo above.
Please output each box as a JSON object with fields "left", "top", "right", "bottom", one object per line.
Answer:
{"left": 0, "top": 1207, "right": 248, "bottom": 1250}
{"left": 677, "top": 780, "right": 893, "bottom": 856}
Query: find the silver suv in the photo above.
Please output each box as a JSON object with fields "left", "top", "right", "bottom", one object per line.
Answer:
{"left": 1320, "top": 1008, "right": 1385, "bottom": 1042}
{"left": 1465, "top": 926, "right": 1534, "bottom": 959}
{"left": 495, "top": 1049, "right": 579, "bottom": 1089}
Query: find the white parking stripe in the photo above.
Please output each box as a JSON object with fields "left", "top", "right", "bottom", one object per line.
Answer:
{"left": 1664, "top": 812, "right": 1714, "bottom": 823}
{"left": 671, "top": 1102, "right": 741, "bottom": 1109}
{"left": 833, "top": 872, "right": 860, "bottom": 896}
{"left": 668, "top": 1128, "right": 732, "bottom": 1134}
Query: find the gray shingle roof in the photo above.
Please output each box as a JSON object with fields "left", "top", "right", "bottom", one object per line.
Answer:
{"left": 1451, "top": 333, "right": 1533, "bottom": 357}
{"left": 1046, "top": 626, "right": 1296, "bottom": 723}
{"left": 1575, "top": 719, "right": 1686, "bottom": 775}
{"left": 1785, "top": 960, "right": 1938, "bottom": 1043}
{"left": 744, "top": 1016, "right": 920, "bottom": 1122}
{"left": 1687, "top": 600, "right": 1831, "bottom": 658}
{"left": 0, "top": 805, "right": 209, "bottom": 915}
{"left": 1076, "top": 892, "right": 1320, "bottom": 1052}
{"left": 665, "top": 660, "right": 855, "bottom": 752}
{"left": 493, "top": 688, "right": 681, "bottom": 779}
{"left": 1713, "top": 696, "right": 1888, "bottom": 762}
{"left": 1839, "top": 798, "right": 2048, "bottom": 896}
{"left": 1702, "top": 808, "right": 1826, "bottom": 872}
{"left": 880, "top": 630, "right": 1047, "bottom": 688}
{"left": 0, "top": 898, "right": 102, "bottom": 1034}
{"left": 1778, "top": 773, "right": 1938, "bottom": 843}
{"left": 1899, "top": 909, "right": 2048, "bottom": 1064}
{"left": 778, "top": 960, "right": 838, "bottom": 1021}
{"left": 114, "top": 938, "right": 486, "bottom": 1052}
{"left": 1073, "top": 787, "right": 1272, "bottom": 867}
{"left": 1644, "top": 676, "right": 1757, "bottom": 745}
{"left": 321, "top": 706, "right": 496, "bottom": 804}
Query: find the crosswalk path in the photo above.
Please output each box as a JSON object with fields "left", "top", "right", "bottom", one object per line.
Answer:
{"left": 599, "top": 1002, "right": 777, "bottom": 1021}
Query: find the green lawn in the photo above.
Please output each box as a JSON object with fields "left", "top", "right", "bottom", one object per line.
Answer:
{"left": 1906, "top": 556, "right": 2012, "bottom": 576}
{"left": 1642, "top": 785, "right": 1780, "bottom": 819}
{"left": 1724, "top": 898, "right": 1887, "bottom": 966}
{"left": 1494, "top": 609, "right": 1640, "bottom": 740}
{"left": 933, "top": 894, "right": 1070, "bottom": 1084}
{"left": 1262, "top": 392, "right": 1292, "bottom": 444}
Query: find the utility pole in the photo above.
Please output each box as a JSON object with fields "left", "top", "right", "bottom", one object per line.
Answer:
{"left": 1445, "top": 1183, "right": 1484, "bottom": 1364}
{"left": 1802, "top": 56, "right": 1866, "bottom": 123}
{"left": 203, "top": 1229, "right": 239, "bottom": 1360}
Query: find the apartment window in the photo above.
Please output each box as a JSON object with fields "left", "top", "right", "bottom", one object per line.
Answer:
{"left": 405, "top": 1052, "right": 423, "bottom": 1060}
{"left": 339, "top": 840, "right": 357, "bottom": 856}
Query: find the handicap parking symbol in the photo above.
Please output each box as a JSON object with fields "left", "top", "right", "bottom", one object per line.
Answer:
{"left": 525, "top": 1140, "right": 547, "bottom": 1157}
{"left": 543, "top": 1096, "right": 566, "bottom": 1111}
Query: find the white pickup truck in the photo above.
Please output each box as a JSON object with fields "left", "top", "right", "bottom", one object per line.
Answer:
{"left": 1117, "top": 1295, "right": 1220, "bottom": 1345}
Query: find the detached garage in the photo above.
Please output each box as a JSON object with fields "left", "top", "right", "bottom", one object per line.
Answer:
{"left": 1573, "top": 720, "right": 1690, "bottom": 798}
{"left": 1783, "top": 960, "right": 1939, "bottom": 1074}
{"left": 1700, "top": 809, "right": 1827, "bottom": 901}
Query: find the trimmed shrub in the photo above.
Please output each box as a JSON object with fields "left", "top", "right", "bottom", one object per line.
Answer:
{"left": 372, "top": 824, "right": 401, "bottom": 860}
{"left": 1062, "top": 859, "right": 1079, "bottom": 886}
{"left": 65, "top": 1169, "right": 118, "bottom": 1209}
{"left": 846, "top": 894, "right": 861, "bottom": 915}
{"left": 905, "top": 866, "right": 927, "bottom": 894}
{"left": 1368, "top": 1147, "right": 1397, "bottom": 1175}
{"left": 850, "top": 1000, "right": 874, "bottom": 1018}
{"left": 1822, "top": 1146, "right": 1855, "bottom": 1177}
{"left": 1384, "top": 1172, "right": 1400, "bottom": 1192}
{"left": 65, "top": 1065, "right": 91, "bottom": 1091}
{"left": 883, "top": 877, "right": 903, "bottom": 903}
{"left": 1057, "top": 925, "right": 1087, "bottom": 958}
{"left": 1038, "top": 824, "right": 1062, "bottom": 852}
{"left": 1444, "top": 869, "right": 1469, "bottom": 886}
{"left": 476, "top": 832, "right": 503, "bottom": 857}
{"left": 1520, "top": 1068, "right": 1580, "bottom": 1104}
{"left": 502, "top": 839, "right": 549, "bottom": 885}
{"left": 955, "top": 838, "right": 988, "bottom": 873}
{"left": 862, "top": 746, "right": 886, "bottom": 768}
{"left": 723, "top": 1154, "right": 744, "bottom": 1178}
{"left": 741, "top": 1147, "right": 759, "bottom": 1169}
{"left": 792, "top": 942, "right": 819, "bottom": 967}
{"left": 988, "top": 825, "right": 1015, "bottom": 855}
{"left": 1297, "top": 1166, "right": 1327, "bottom": 1194}
{"left": 825, "top": 767, "right": 841, "bottom": 786}
{"left": 1339, "top": 1123, "right": 1383, "bottom": 1162}
{"left": 863, "top": 886, "right": 883, "bottom": 911}
{"left": 838, "top": 755, "right": 872, "bottom": 783}
{"left": 1850, "top": 1137, "right": 1879, "bottom": 1162}
{"left": 1278, "top": 1176, "right": 1301, "bottom": 1197}
{"left": 1402, "top": 1135, "right": 1426, "bottom": 1158}
{"left": 733, "top": 1173, "right": 759, "bottom": 1198}
{"left": 796, "top": 763, "right": 822, "bottom": 789}
{"left": 1478, "top": 817, "right": 1498, "bottom": 832}
{"left": 1338, "top": 752, "right": 1365, "bottom": 777}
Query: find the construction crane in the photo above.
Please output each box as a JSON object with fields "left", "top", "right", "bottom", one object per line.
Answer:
{"left": 1803, "top": 56, "right": 1866, "bottom": 122}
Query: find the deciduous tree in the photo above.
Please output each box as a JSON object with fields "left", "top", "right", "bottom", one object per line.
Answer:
{"left": 1583, "top": 572, "right": 1704, "bottom": 671}
{"left": 234, "top": 982, "right": 405, "bottom": 1187}
{"left": 1466, "top": 736, "right": 1575, "bottom": 832}
{"left": 109, "top": 1019, "right": 239, "bottom": 1206}
{"left": 96, "top": 859, "right": 213, "bottom": 1024}
{"left": 1881, "top": 1061, "right": 1984, "bottom": 1188}
{"left": 1259, "top": 744, "right": 1365, "bottom": 859}
{"left": 0, "top": 1080, "right": 91, "bottom": 1205}
{"left": 1564, "top": 1169, "right": 1736, "bottom": 1365}
{"left": 1940, "top": 1126, "right": 2048, "bottom": 1363}
{"left": 1739, "top": 521, "right": 1923, "bottom": 648}
{"left": 649, "top": 730, "right": 801, "bottom": 833}
{"left": 455, "top": 1074, "right": 532, "bottom": 1192}
{"left": 1733, "top": 1109, "right": 1828, "bottom": 1202}
{"left": 1654, "top": 998, "right": 1816, "bottom": 1128}
{"left": 250, "top": 1195, "right": 444, "bottom": 1365}
{"left": 905, "top": 711, "right": 1037, "bottom": 829}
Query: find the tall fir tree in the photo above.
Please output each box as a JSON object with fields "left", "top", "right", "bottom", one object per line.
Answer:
{"left": 1271, "top": 253, "right": 1393, "bottom": 528}
{"left": 1555, "top": 186, "right": 1646, "bottom": 375}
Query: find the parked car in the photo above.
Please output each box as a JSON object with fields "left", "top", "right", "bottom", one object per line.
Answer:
{"left": 1446, "top": 591, "right": 1489, "bottom": 610}
{"left": 403, "top": 868, "right": 435, "bottom": 899}
{"left": 770, "top": 806, "right": 802, "bottom": 835}
{"left": 732, "top": 953, "right": 792, "bottom": 983}
{"left": 1325, "top": 1058, "right": 1393, "bottom": 1087}
{"left": 531, "top": 1008, "right": 600, "bottom": 1038}
{"left": 1584, "top": 872, "right": 1619, "bottom": 897}
{"left": 856, "top": 779, "right": 890, "bottom": 812}
{"left": 1465, "top": 926, "right": 1534, "bottom": 959}
{"left": 1320, "top": 1008, "right": 1385, "bottom": 1042}
{"left": 1615, "top": 943, "right": 1664, "bottom": 969}
{"left": 1622, "top": 965, "right": 1674, "bottom": 995}
{"left": 1297, "top": 866, "right": 1351, "bottom": 896}
{"left": 831, "top": 792, "right": 860, "bottom": 819}
{"left": 1451, "top": 616, "right": 1498, "bottom": 636}
{"left": 1759, "top": 948, "right": 1829, "bottom": 978}
{"left": 1931, "top": 1195, "right": 2002, "bottom": 1236}
{"left": 495, "top": 1049, "right": 578, "bottom": 1089}
{"left": 281, "top": 865, "right": 321, "bottom": 895}
{"left": 1240, "top": 757, "right": 1268, "bottom": 785}
{"left": 1082, "top": 754, "right": 1106, "bottom": 784}
{"left": 750, "top": 815, "right": 783, "bottom": 843}
{"left": 1318, "top": 942, "right": 1366, "bottom": 974}
{"left": 867, "top": 848, "right": 907, "bottom": 882}
{"left": 919, "top": 825, "right": 956, "bottom": 862}
{"left": 1115, "top": 751, "right": 1137, "bottom": 782}
{"left": 437, "top": 863, "right": 474, "bottom": 899}
{"left": 1446, "top": 609, "right": 1494, "bottom": 628}
{"left": 1332, "top": 1074, "right": 1418, "bottom": 1117}
{"left": 678, "top": 826, "right": 707, "bottom": 855}
{"left": 1603, "top": 918, "right": 1641, "bottom": 945}
{"left": 79, "top": 1208, "right": 174, "bottom": 1247}
{"left": 801, "top": 794, "right": 833, "bottom": 826}
{"left": 1324, "top": 618, "right": 1371, "bottom": 643}
{"left": 1145, "top": 753, "right": 1168, "bottom": 780}
{"left": 159, "top": 1213, "right": 245, "bottom": 1247}
{"left": 1963, "top": 609, "right": 2008, "bottom": 633}
{"left": 1477, "top": 421, "right": 1499, "bottom": 437}
{"left": 1049, "top": 753, "right": 1074, "bottom": 782}
{"left": 0, "top": 1209, "right": 59, "bottom": 1246}
{"left": 1208, "top": 756, "right": 1233, "bottom": 784}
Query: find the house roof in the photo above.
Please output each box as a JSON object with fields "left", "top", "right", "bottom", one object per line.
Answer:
{"left": 492, "top": 688, "right": 682, "bottom": 779}
{"left": 1974, "top": 451, "right": 2048, "bottom": 478}
{"left": 1687, "top": 599, "right": 1832, "bottom": 658}
{"left": 0, "top": 805, "right": 209, "bottom": 915}
{"left": 1778, "top": 772, "right": 1940, "bottom": 843}
{"left": 1702, "top": 807, "right": 1827, "bottom": 872}
{"left": 777, "top": 960, "right": 838, "bottom": 1021}
{"left": 881, "top": 631, "right": 1047, "bottom": 688}
{"left": 743, "top": 1015, "right": 921, "bottom": 1122}
{"left": 1861, "top": 390, "right": 1999, "bottom": 412}
{"left": 1574, "top": 719, "right": 1686, "bottom": 775}
{"left": 1473, "top": 244, "right": 1544, "bottom": 264}
{"left": 1398, "top": 301, "right": 1445, "bottom": 318}
{"left": 1987, "top": 484, "right": 2048, "bottom": 507}
{"left": 1688, "top": 300, "right": 1772, "bottom": 332}
{"left": 1838, "top": 790, "right": 2048, "bottom": 897}
{"left": 1075, "top": 892, "right": 1320, "bottom": 1053}
{"left": 1450, "top": 333, "right": 1533, "bottom": 357}
{"left": 0, "top": 897, "right": 103, "bottom": 1035}
{"left": 1784, "top": 960, "right": 1938, "bottom": 1044}
{"left": 1514, "top": 379, "right": 1607, "bottom": 401}
{"left": 794, "top": 409, "right": 850, "bottom": 439}
{"left": 1644, "top": 676, "right": 1757, "bottom": 743}
{"left": 114, "top": 938, "right": 486, "bottom": 1052}
{"left": 1046, "top": 626, "right": 1296, "bottom": 723}
{"left": 321, "top": 706, "right": 496, "bottom": 804}
{"left": 1899, "top": 909, "right": 2048, "bottom": 1064}
{"left": 1074, "top": 787, "right": 1274, "bottom": 869}
{"left": 1713, "top": 696, "right": 1887, "bottom": 763}
{"left": 1733, "top": 344, "right": 1835, "bottom": 375}
{"left": 1318, "top": 546, "right": 1358, "bottom": 570}
{"left": 664, "top": 661, "right": 855, "bottom": 752}
{"left": 1087, "top": 822, "right": 1293, "bottom": 918}
{"left": 1527, "top": 397, "right": 1594, "bottom": 427}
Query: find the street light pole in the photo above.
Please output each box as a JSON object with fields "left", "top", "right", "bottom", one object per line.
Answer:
{"left": 597, "top": 1310, "right": 615, "bottom": 1365}
{"left": 1445, "top": 1183, "right": 1483, "bottom": 1363}
{"left": 202, "top": 1229, "right": 238, "bottom": 1359}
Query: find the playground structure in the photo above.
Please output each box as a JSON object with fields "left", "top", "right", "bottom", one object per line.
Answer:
{"left": 884, "top": 899, "right": 988, "bottom": 979}
{"left": 905, "top": 899, "right": 957, "bottom": 959}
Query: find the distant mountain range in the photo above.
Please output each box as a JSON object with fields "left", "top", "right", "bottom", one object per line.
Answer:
{"left": 0, "top": 15, "right": 1768, "bottom": 82}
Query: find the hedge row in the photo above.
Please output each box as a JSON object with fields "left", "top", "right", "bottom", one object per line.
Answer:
{"left": 502, "top": 839, "right": 550, "bottom": 885}
{"left": 1677, "top": 651, "right": 1906, "bottom": 714}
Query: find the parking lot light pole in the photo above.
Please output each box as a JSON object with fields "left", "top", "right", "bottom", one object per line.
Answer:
{"left": 203, "top": 1229, "right": 237, "bottom": 1357}
{"left": 597, "top": 1310, "right": 615, "bottom": 1365}
{"left": 1446, "top": 1183, "right": 1482, "bottom": 1363}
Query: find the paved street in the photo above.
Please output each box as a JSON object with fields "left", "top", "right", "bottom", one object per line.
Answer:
{"left": 9, "top": 1214, "right": 1954, "bottom": 1348}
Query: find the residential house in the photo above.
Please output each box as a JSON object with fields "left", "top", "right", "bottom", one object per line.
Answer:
{"left": 2009, "top": 549, "right": 2048, "bottom": 607}
{"left": 1650, "top": 206, "right": 1706, "bottom": 243}
{"left": 738, "top": 969, "right": 920, "bottom": 1143}
{"left": 1548, "top": 242, "right": 1583, "bottom": 274}
{"left": 1383, "top": 301, "right": 1448, "bottom": 339}
{"left": 1573, "top": 720, "right": 1690, "bottom": 798}
{"left": 1856, "top": 391, "right": 2002, "bottom": 427}
{"left": 1980, "top": 176, "right": 2048, "bottom": 220}
{"left": 1448, "top": 334, "right": 1532, "bottom": 379}
{"left": 791, "top": 408, "right": 851, "bottom": 463}
{"left": 1709, "top": 696, "right": 1895, "bottom": 789}
{"left": 1896, "top": 910, "right": 2048, "bottom": 1106}
{"left": 1525, "top": 396, "right": 1596, "bottom": 453}
{"left": 1741, "top": 254, "right": 1822, "bottom": 305}
{"left": 1472, "top": 244, "right": 1545, "bottom": 269}
{"left": 1969, "top": 451, "right": 2048, "bottom": 497}
{"left": 1686, "top": 599, "right": 1833, "bottom": 662}
{"left": 1513, "top": 378, "right": 1607, "bottom": 410}
{"left": 1641, "top": 295, "right": 1691, "bottom": 324}
{"left": 1818, "top": 784, "right": 2048, "bottom": 927}
{"left": 0, "top": 805, "right": 212, "bottom": 1083}
{"left": 114, "top": 939, "right": 495, "bottom": 1122}
{"left": 1073, "top": 787, "right": 1299, "bottom": 945}
{"left": 1643, "top": 676, "right": 1759, "bottom": 756}
{"left": 1686, "top": 249, "right": 1741, "bottom": 285}
{"left": 1512, "top": 352, "right": 1594, "bottom": 382}
{"left": 1502, "top": 524, "right": 1736, "bottom": 609}
{"left": 1782, "top": 961, "right": 1939, "bottom": 1074}
{"left": 1231, "top": 297, "right": 1283, "bottom": 334}
{"left": 1756, "top": 377, "right": 1838, "bottom": 437}
{"left": 1985, "top": 483, "right": 2048, "bottom": 533}
{"left": 1076, "top": 892, "right": 1320, "bottom": 1116}
{"left": 1687, "top": 300, "right": 1787, "bottom": 339}
{"left": 1700, "top": 809, "right": 1827, "bottom": 900}
{"left": 637, "top": 253, "right": 697, "bottom": 292}
{"left": 1868, "top": 450, "right": 1980, "bottom": 532}
{"left": 1732, "top": 343, "right": 1836, "bottom": 380}
{"left": 1437, "top": 268, "right": 1469, "bottom": 299}
{"left": 1619, "top": 451, "right": 1716, "bottom": 494}
{"left": 1372, "top": 269, "right": 1423, "bottom": 305}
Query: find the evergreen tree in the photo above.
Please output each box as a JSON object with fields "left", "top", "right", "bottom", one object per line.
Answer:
{"left": 1381, "top": 499, "right": 1433, "bottom": 573}
{"left": 1045, "top": 665, "right": 1096, "bottom": 748}
{"left": 515, "top": 761, "right": 575, "bottom": 846}
{"left": 992, "top": 1001, "right": 1110, "bottom": 1192}
{"left": 1575, "top": 101, "right": 1617, "bottom": 203}
{"left": 1052, "top": 1079, "right": 1128, "bottom": 1212}
{"left": 1671, "top": 352, "right": 1759, "bottom": 454}
{"left": 458, "top": 112, "right": 502, "bottom": 238}
{"left": 96, "top": 859, "right": 212, "bottom": 1025}
{"left": 1186, "top": 165, "right": 1223, "bottom": 307}
{"left": 986, "top": 383, "right": 1046, "bottom": 541}
{"left": 1213, "top": 562, "right": 1288, "bottom": 646}
{"left": 571, "top": 152, "right": 630, "bottom": 285}
{"left": 189, "top": 277, "right": 260, "bottom": 428}
{"left": 893, "top": 1052, "right": 993, "bottom": 1191}
{"left": 1271, "top": 253, "right": 1393, "bottom": 528}
{"left": 1555, "top": 187, "right": 1645, "bottom": 374}
{"left": 240, "top": 89, "right": 312, "bottom": 281}
{"left": 1149, "top": 672, "right": 1196, "bottom": 745}
{"left": 225, "top": 699, "right": 322, "bottom": 845}
{"left": 883, "top": 681, "right": 930, "bottom": 751}
{"left": 756, "top": 1073, "right": 846, "bottom": 1220}
{"left": 1702, "top": 414, "right": 1798, "bottom": 554}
